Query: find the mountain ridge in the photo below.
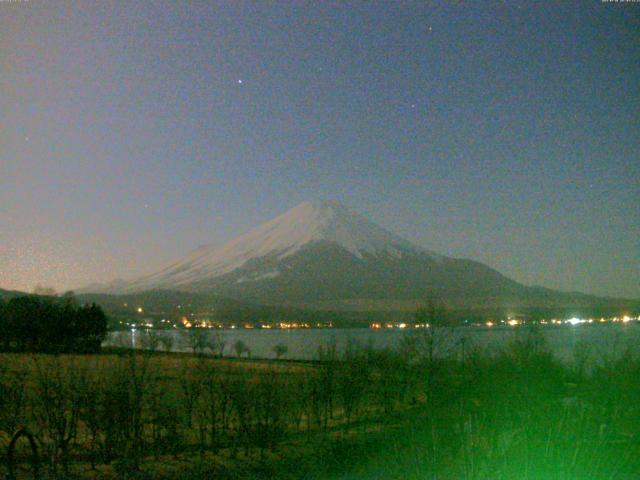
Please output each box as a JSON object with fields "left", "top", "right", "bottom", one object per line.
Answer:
{"left": 98, "top": 200, "right": 441, "bottom": 293}
{"left": 79, "top": 201, "right": 638, "bottom": 312}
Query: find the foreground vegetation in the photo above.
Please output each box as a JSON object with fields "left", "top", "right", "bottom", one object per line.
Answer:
{"left": 0, "top": 295, "right": 107, "bottom": 354}
{"left": 1, "top": 327, "right": 639, "bottom": 479}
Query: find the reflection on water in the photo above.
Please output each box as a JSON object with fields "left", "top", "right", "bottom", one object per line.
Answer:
{"left": 107, "top": 323, "right": 640, "bottom": 364}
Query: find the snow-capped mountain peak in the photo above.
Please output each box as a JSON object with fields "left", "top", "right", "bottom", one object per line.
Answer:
{"left": 124, "top": 200, "right": 432, "bottom": 291}
{"left": 79, "top": 201, "right": 613, "bottom": 312}
{"left": 282, "top": 200, "right": 419, "bottom": 258}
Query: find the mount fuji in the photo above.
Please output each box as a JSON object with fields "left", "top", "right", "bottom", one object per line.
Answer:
{"left": 84, "top": 201, "right": 632, "bottom": 312}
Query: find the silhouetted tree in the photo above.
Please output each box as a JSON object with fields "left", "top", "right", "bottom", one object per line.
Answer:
{"left": 180, "top": 327, "right": 208, "bottom": 356}
{"left": 234, "top": 340, "right": 249, "bottom": 358}
{"left": 272, "top": 343, "right": 288, "bottom": 359}
{"left": 206, "top": 330, "right": 226, "bottom": 357}
{"left": 0, "top": 298, "right": 7, "bottom": 350}
{"left": 1, "top": 295, "right": 107, "bottom": 353}
{"left": 158, "top": 332, "right": 174, "bottom": 352}
{"left": 401, "top": 298, "right": 454, "bottom": 364}
{"left": 139, "top": 329, "right": 161, "bottom": 352}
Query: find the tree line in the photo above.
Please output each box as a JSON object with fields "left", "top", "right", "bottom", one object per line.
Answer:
{"left": 0, "top": 293, "right": 107, "bottom": 353}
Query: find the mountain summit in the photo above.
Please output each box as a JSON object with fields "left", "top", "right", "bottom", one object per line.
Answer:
{"left": 122, "top": 200, "right": 437, "bottom": 293}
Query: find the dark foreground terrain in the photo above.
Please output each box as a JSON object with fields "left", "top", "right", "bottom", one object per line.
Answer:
{"left": 1, "top": 328, "right": 640, "bottom": 479}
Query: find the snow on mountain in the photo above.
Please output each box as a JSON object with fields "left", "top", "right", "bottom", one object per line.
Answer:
{"left": 236, "top": 270, "right": 281, "bottom": 284}
{"left": 123, "top": 200, "right": 437, "bottom": 292}
{"left": 79, "top": 201, "right": 636, "bottom": 311}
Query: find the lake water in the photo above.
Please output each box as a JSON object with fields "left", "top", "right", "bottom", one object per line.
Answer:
{"left": 107, "top": 322, "right": 640, "bottom": 365}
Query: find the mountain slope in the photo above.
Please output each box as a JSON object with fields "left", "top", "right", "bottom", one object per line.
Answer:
{"left": 185, "top": 242, "right": 521, "bottom": 304}
{"left": 0, "top": 288, "right": 27, "bottom": 301}
{"left": 83, "top": 200, "right": 635, "bottom": 311}
{"left": 123, "top": 200, "right": 440, "bottom": 292}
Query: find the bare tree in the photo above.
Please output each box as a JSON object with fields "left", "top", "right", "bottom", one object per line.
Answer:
{"left": 196, "top": 364, "right": 233, "bottom": 453}
{"left": 139, "top": 329, "right": 161, "bottom": 352}
{"left": 0, "top": 358, "right": 26, "bottom": 437}
{"left": 31, "top": 357, "right": 85, "bottom": 475}
{"left": 158, "top": 332, "right": 175, "bottom": 353}
{"left": 77, "top": 362, "right": 105, "bottom": 470}
{"left": 337, "top": 340, "right": 371, "bottom": 431}
{"left": 179, "top": 361, "right": 203, "bottom": 429}
{"left": 253, "top": 369, "right": 287, "bottom": 458}
{"left": 228, "top": 375, "right": 255, "bottom": 458}
{"left": 206, "top": 329, "right": 226, "bottom": 357}
{"left": 400, "top": 298, "right": 455, "bottom": 365}
{"left": 272, "top": 343, "right": 288, "bottom": 359}
{"left": 180, "top": 327, "right": 208, "bottom": 356}
{"left": 234, "top": 340, "right": 249, "bottom": 358}
{"left": 316, "top": 340, "right": 338, "bottom": 429}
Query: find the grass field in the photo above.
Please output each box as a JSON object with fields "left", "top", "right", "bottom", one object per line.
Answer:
{"left": 1, "top": 328, "right": 640, "bottom": 479}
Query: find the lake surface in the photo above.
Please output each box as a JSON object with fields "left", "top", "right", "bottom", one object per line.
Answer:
{"left": 107, "top": 322, "right": 640, "bottom": 365}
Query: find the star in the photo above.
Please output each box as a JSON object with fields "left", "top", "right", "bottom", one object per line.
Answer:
{"left": 238, "top": 79, "right": 243, "bottom": 84}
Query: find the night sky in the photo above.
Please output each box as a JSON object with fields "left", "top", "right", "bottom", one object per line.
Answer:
{"left": 1, "top": 1, "right": 639, "bottom": 298}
